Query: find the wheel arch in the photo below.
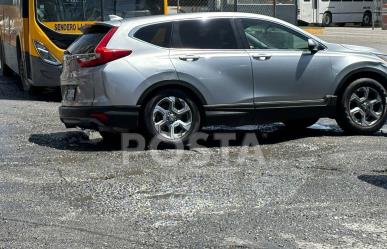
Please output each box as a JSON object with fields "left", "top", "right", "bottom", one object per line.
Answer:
{"left": 334, "top": 68, "right": 387, "bottom": 99}
{"left": 137, "top": 80, "right": 207, "bottom": 106}
{"left": 324, "top": 11, "right": 332, "bottom": 16}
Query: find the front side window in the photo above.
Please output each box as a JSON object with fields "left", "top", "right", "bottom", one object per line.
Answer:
{"left": 241, "top": 19, "right": 309, "bottom": 50}
{"left": 134, "top": 22, "right": 172, "bottom": 47}
{"left": 172, "top": 19, "right": 238, "bottom": 49}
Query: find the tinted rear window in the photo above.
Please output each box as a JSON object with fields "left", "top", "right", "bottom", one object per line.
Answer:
{"left": 134, "top": 22, "right": 172, "bottom": 47}
{"left": 172, "top": 19, "right": 238, "bottom": 49}
{"left": 67, "top": 25, "right": 111, "bottom": 54}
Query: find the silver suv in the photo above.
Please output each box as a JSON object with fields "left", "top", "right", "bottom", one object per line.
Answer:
{"left": 59, "top": 13, "right": 387, "bottom": 144}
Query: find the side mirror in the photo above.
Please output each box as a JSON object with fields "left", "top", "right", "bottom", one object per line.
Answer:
{"left": 308, "top": 39, "right": 320, "bottom": 53}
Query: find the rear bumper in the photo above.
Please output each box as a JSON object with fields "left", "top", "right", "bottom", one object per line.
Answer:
{"left": 59, "top": 106, "right": 140, "bottom": 132}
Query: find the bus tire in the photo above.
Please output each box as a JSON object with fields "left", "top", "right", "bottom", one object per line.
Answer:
{"left": 322, "top": 12, "right": 332, "bottom": 27}
{"left": 362, "top": 12, "right": 372, "bottom": 26}
{"left": 0, "top": 41, "right": 13, "bottom": 77}
{"left": 17, "top": 43, "right": 32, "bottom": 92}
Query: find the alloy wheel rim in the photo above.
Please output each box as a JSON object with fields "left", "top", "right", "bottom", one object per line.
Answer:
{"left": 348, "top": 86, "right": 384, "bottom": 127}
{"left": 152, "top": 97, "right": 192, "bottom": 140}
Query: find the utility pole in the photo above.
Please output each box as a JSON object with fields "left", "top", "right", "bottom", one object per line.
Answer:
{"left": 273, "top": 0, "right": 277, "bottom": 18}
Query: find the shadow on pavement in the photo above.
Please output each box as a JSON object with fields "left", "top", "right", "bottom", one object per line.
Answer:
{"left": 29, "top": 131, "right": 114, "bottom": 152}
{"left": 358, "top": 175, "right": 387, "bottom": 190}
{"left": 0, "top": 73, "right": 61, "bottom": 102}
{"left": 29, "top": 122, "right": 387, "bottom": 152}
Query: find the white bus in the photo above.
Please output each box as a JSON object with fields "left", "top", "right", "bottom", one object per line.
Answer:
{"left": 298, "top": 0, "right": 374, "bottom": 26}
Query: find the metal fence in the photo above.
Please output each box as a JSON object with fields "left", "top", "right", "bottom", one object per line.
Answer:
{"left": 168, "top": 0, "right": 297, "bottom": 24}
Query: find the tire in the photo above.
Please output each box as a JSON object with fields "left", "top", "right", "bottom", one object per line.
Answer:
{"left": 283, "top": 118, "right": 319, "bottom": 130}
{"left": 0, "top": 42, "right": 13, "bottom": 77}
{"left": 322, "top": 12, "right": 332, "bottom": 27}
{"left": 17, "top": 46, "right": 31, "bottom": 92}
{"left": 336, "top": 78, "right": 387, "bottom": 135}
{"left": 362, "top": 12, "right": 372, "bottom": 27}
{"left": 142, "top": 89, "right": 201, "bottom": 145}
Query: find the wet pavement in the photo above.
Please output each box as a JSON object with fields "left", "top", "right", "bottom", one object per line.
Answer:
{"left": 0, "top": 28, "right": 386, "bottom": 248}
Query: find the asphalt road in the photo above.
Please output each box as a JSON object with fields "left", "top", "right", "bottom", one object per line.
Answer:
{"left": 319, "top": 27, "right": 387, "bottom": 53}
{"left": 0, "top": 28, "right": 386, "bottom": 248}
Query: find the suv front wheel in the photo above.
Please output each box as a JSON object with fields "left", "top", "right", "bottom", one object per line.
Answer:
{"left": 336, "top": 78, "right": 387, "bottom": 134}
{"left": 143, "top": 89, "right": 201, "bottom": 145}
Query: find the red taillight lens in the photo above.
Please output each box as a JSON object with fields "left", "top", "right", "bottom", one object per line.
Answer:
{"left": 78, "top": 26, "right": 132, "bottom": 68}
{"left": 90, "top": 112, "right": 109, "bottom": 123}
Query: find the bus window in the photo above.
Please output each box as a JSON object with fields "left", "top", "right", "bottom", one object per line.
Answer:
{"left": 36, "top": 0, "right": 102, "bottom": 22}
{"left": 102, "top": 0, "right": 164, "bottom": 20}
{"left": 36, "top": 0, "right": 164, "bottom": 22}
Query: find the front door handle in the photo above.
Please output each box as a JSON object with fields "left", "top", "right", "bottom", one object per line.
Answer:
{"left": 252, "top": 54, "right": 272, "bottom": 61}
{"left": 179, "top": 55, "right": 200, "bottom": 62}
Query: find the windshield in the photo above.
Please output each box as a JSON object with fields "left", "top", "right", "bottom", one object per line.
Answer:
{"left": 36, "top": 0, "right": 164, "bottom": 22}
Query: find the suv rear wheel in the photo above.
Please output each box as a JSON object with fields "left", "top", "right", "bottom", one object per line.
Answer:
{"left": 143, "top": 89, "right": 201, "bottom": 145}
{"left": 336, "top": 78, "right": 387, "bottom": 134}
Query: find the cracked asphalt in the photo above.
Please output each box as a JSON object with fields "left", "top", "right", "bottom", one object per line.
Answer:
{"left": 0, "top": 28, "right": 386, "bottom": 248}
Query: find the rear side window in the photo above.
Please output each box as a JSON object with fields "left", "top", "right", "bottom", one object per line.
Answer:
{"left": 172, "top": 19, "right": 238, "bottom": 49}
{"left": 67, "top": 25, "right": 111, "bottom": 54}
{"left": 134, "top": 22, "right": 172, "bottom": 48}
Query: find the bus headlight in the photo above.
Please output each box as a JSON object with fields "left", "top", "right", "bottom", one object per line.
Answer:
{"left": 33, "top": 40, "right": 61, "bottom": 66}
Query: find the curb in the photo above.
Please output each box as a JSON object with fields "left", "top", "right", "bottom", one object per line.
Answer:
{"left": 301, "top": 27, "right": 325, "bottom": 35}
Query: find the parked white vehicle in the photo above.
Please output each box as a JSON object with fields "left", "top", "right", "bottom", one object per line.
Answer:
{"left": 298, "top": 0, "right": 373, "bottom": 26}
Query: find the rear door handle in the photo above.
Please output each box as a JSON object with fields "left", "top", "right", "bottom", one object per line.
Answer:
{"left": 179, "top": 55, "right": 200, "bottom": 62}
{"left": 252, "top": 54, "right": 272, "bottom": 61}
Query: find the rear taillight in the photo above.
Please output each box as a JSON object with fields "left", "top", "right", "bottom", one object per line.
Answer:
{"left": 77, "top": 27, "right": 132, "bottom": 68}
{"left": 90, "top": 112, "right": 109, "bottom": 123}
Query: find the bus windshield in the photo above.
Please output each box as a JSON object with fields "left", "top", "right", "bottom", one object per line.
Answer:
{"left": 36, "top": 0, "right": 164, "bottom": 22}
